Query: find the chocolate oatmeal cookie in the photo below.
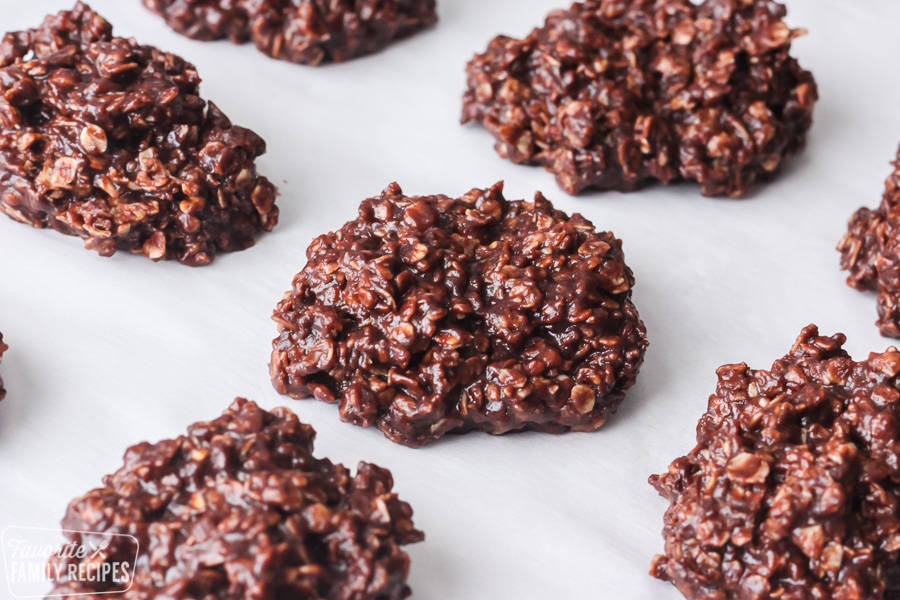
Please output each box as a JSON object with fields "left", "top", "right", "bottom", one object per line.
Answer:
{"left": 839, "top": 146, "right": 900, "bottom": 338}
{"left": 651, "top": 325, "right": 900, "bottom": 599}
{"left": 0, "top": 3, "right": 278, "bottom": 265}
{"left": 143, "top": 0, "right": 438, "bottom": 66}
{"left": 270, "top": 182, "right": 648, "bottom": 447}
{"left": 0, "top": 333, "right": 6, "bottom": 401}
{"left": 47, "top": 398, "right": 423, "bottom": 599}
{"left": 462, "top": 0, "right": 817, "bottom": 197}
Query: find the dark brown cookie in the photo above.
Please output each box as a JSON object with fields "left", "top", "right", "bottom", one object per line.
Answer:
{"left": 143, "top": 0, "right": 438, "bottom": 66}
{"left": 839, "top": 147, "right": 900, "bottom": 338}
{"left": 270, "top": 182, "right": 648, "bottom": 447}
{"left": 651, "top": 325, "right": 900, "bottom": 599}
{"left": 462, "top": 0, "right": 817, "bottom": 197}
{"left": 0, "top": 332, "right": 6, "bottom": 401}
{"left": 0, "top": 3, "right": 278, "bottom": 266}
{"left": 47, "top": 398, "right": 423, "bottom": 600}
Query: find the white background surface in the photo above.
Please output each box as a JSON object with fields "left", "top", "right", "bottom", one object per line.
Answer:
{"left": 1, "top": 1, "right": 899, "bottom": 598}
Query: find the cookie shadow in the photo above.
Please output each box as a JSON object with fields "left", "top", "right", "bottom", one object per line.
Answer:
{"left": 404, "top": 524, "right": 461, "bottom": 600}
{"left": 0, "top": 346, "right": 38, "bottom": 442}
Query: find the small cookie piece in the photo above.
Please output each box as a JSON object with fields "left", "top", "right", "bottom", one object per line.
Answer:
{"left": 651, "top": 326, "right": 900, "bottom": 599}
{"left": 143, "top": 0, "right": 438, "bottom": 66}
{"left": 271, "top": 182, "right": 648, "bottom": 447}
{"left": 47, "top": 398, "right": 423, "bottom": 599}
{"left": 462, "top": 0, "right": 817, "bottom": 197}
{"left": 0, "top": 3, "right": 279, "bottom": 265}
{"left": 839, "top": 146, "right": 900, "bottom": 337}
{"left": 0, "top": 333, "right": 6, "bottom": 401}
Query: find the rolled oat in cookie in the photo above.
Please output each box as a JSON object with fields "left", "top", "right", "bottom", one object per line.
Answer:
{"left": 270, "top": 182, "right": 648, "bottom": 447}
{"left": 462, "top": 0, "right": 817, "bottom": 198}
{"left": 651, "top": 325, "right": 900, "bottom": 600}
{"left": 0, "top": 3, "right": 278, "bottom": 265}
{"left": 839, "top": 147, "right": 900, "bottom": 338}
{"left": 143, "top": 0, "right": 438, "bottom": 66}
{"left": 47, "top": 398, "right": 423, "bottom": 600}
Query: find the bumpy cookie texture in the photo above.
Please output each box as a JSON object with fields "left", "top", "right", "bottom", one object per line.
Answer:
{"left": 0, "top": 3, "right": 278, "bottom": 265}
{"left": 462, "top": 0, "right": 817, "bottom": 197}
{"left": 651, "top": 325, "right": 900, "bottom": 600}
{"left": 271, "top": 182, "right": 648, "bottom": 447}
{"left": 839, "top": 147, "right": 900, "bottom": 338}
{"left": 0, "top": 333, "right": 6, "bottom": 401}
{"left": 47, "top": 398, "right": 423, "bottom": 599}
{"left": 143, "top": 0, "right": 438, "bottom": 66}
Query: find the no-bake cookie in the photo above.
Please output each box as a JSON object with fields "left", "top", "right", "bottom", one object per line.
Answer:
{"left": 839, "top": 146, "right": 900, "bottom": 338}
{"left": 47, "top": 398, "right": 423, "bottom": 599}
{"left": 0, "top": 333, "right": 6, "bottom": 401}
{"left": 143, "top": 0, "right": 438, "bottom": 66}
{"left": 651, "top": 325, "right": 900, "bottom": 599}
{"left": 0, "top": 3, "right": 278, "bottom": 265}
{"left": 462, "top": 0, "right": 817, "bottom": 197}
{"left": 271, "top": 182, "right": 648, "bottom": 447}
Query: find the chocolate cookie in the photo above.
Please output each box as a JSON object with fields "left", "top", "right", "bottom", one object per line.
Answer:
{"left": 462, "top": 0, "right": 817, "bottom": 197}
{"left": 651, "top": 325, "right": 900, "bottom": 599}
{"left": 0, "top": 3, "right": 278, "bottom": 265}
{"left": 839, "top": 146, "right": 900, "bottom": 338}
{"left": 0, "top": 333, "right": 6, "bottom": 401}
{"left": 48, "top": 398, "right": 423, "bottom": 599}
{"left": 143, "top": 0, "right": 438, "bottom": 66}
{"left": 270, "top": 182, "right": 648, "bottom": 447}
